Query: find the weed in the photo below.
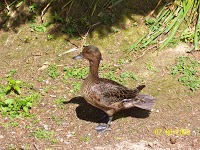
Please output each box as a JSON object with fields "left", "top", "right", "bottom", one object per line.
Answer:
{"left": 0, "top": 93, "right": 40, "bottom": 118}
{"left": 37, "top": 77, "right": 46, "bottom": 82}
{"left": 63, "top": 66, "right": 87, "bottom": 93}
{"left": 120, "top": 71, "right": 138, "bottom": 80}
{"left": 146, "top": 62, "right": 159, "bottom": 72}
{"left": 181, "top": 28, "right": 200, "bottom": 43}
{"left": 63, "top": 64, "right": 138, "bottom": 93}
{"left": 172, "top": 56, "right": 200, "bottom": 91}
{"left": 63, "top": 66, "right": 89, "bottom": 79}
{"left": 52, "top": 115, "right": 64, "bottom": 125}
{"left": 5, "top": 77, "right": 22, "bottom": 95}
{"left": 30, "top": 22, "right": 51, "bottom": 32}
{"left": 70, "top": 82, "right": 81, "bottom": 93}
{"left": 47, "top": 34, "right": 54, "bottom": 40}
{"left": 8, "top": 69, "right": 17, "bottom": 76}
{"left": 26, "top": 125, "right": 31, "bottom": 129}
{"left": 52, "top": 11, "right": 65, "bottom": 23}
{"left": 48, "top": 64, "right": 60, "bottom": 79}
{"left": 0, "top": 73, "right": 41, "bottom": 118}
{"left": 44, "top": 87, "right": 49, "bottom": 93}
{"left": 32, "top": 128, "right": 55, "bottom": 141}
{"left": 29, "top": 3, "right": 38, "bottom": 13}
{"left": 145, "top": 16, "right": 155, "bottom": 26}
{"left": 80, "top": 134, "right": 91, "bottom": 142}
{"left": 10, "top": 121, "right": 19, "bottom": 127}
{"left": 130, "top": 1, "right": 200, "bottom": 51}
{"left": 1, "top": 120, "right": 18, "bottom": 129}
{"left": 61, "top": 26, "right": 77, "bottom": 37}
{"left": 55, "top": 98, "right": 65, "bottom": 109}
{"left": 100, "top": 64, "right": 138, "bottom": 84}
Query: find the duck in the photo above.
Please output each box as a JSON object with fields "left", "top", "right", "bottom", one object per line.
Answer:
{"left": 73, "top": 45, "right": 156, "bottom": 132}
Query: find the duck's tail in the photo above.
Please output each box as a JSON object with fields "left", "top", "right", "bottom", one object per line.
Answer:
{"left": 133, "top": 94, "right": 156, "bottom": 110}
{"left": 122, "top": 94, "right": 156, "bottom": 110}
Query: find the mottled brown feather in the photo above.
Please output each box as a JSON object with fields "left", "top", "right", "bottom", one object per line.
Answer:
{"left": 74, "top": 45, "right": 156, "bottom": 117}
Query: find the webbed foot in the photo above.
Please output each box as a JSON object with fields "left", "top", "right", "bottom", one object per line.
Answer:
{"left": 95, "top": 123, "right": 111, "bottom": 132}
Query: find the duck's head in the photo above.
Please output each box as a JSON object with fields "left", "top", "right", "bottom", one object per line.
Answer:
{"left": 73, "top": 45, "right": 102, "bottom": 62}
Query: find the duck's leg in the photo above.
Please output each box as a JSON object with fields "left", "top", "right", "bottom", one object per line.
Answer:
{"left": 95, "top": 116, "right": 113, "bottom": 132}
{"left": 97, "top": 114, "right": 109, "bottom": 123}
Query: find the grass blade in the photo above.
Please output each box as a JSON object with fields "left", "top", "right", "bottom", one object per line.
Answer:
{"left": 194, "top": 1, "right": 200, "bottom": 50}
{"left": 159, "top": 1, "right": 194, "bottom": 50}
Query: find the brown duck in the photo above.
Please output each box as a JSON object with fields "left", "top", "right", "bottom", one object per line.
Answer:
{"left": 73, "top": 45, "right": 156, "bottom": 132}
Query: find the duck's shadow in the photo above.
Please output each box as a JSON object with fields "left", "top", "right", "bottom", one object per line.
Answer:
{"left": 66, "top": 96, "right": 151, "bottom": 123}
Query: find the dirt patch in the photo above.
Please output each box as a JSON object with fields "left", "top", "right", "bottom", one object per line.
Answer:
{"left": 0, "top": 18, "right": 200, "bottom": 150}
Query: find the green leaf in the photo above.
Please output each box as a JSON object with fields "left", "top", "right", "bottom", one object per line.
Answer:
{"left": 8, "top": 77, "right": 16, "bottom": 85}
{"left": 15, "top": 80, "right": 21, "bottom": 84}
{"left": 14, "top": 85, "right": 21, "bottom": 94}
{"left": 5, "top": 86, "right": 12, "bottom": 93}
{"left": 23, "top": 106, "right": 29, "bottom": 113}
{"left": 4, "top": 99, "right": 14, "bottom": 105}
{"left": 16, "top": 0, "right": 24, "bottom": 8}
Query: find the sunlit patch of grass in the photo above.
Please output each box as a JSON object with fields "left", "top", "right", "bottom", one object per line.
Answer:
{"left": 172, "top": 56, "right": 200, "bottom": 91}
{"left": 48, "top": 64, "right": 60, "bottom": 79}
{"left": 55, "top": 98, "right": 66, "bottom": 109}
{"left": 51, "top": 115, "right": 64, "bottom": 125}
{"left": 63, "top": 66, "right": 89, "bottom": 93}
{"left": 100, "top": 64, "right": 138, "bottom": 84}
{"left": 80, "top": 134, "right": 91, "bottom": 143}
{"left": 63, "top": 63, "right": 139, "bottom": 93}
{"left": 63, "top": 66, "right": 89, "bottom": 79}
{"left": 31, "top": 128, "right": 57, "bottom": 143}
{"left": 0, "top": 71, "right": 41, "bottom": 118}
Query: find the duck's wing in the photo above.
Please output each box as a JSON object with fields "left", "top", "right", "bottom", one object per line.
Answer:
{"left": 92, "top": 78, "right": 145, "bottom": 105}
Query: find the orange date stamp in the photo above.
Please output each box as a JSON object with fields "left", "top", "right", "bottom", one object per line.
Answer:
{"left": 154, "top": 128, "right": 191, "bottom": 136}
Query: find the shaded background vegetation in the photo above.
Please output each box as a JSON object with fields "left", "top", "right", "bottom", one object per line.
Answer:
{"left": 0, "top": 0, "right": 171, "bottom": 38}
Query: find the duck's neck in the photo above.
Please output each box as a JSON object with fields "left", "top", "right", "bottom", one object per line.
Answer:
{"left": 88, "top": 60, "right": 100, "bottom": 78}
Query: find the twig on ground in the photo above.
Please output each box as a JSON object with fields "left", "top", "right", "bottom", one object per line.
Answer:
{"left": 58, "top": 47, "right": 78, "bottom": 57}
{"left": 33, "top": 143, "right": 39, "bottom": 150}
{"left": 135, "top": 45, "right": 157, "bottom": 60}
{"left": 41, "top": 0, "right": 53, "bottom": 23}
{"left": 4, "top": 0, "right": 9, "bottom": 11}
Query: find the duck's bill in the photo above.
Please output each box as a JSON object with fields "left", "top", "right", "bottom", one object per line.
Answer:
{"left": 73, "top": 53, "right": 83, "bottom": 60}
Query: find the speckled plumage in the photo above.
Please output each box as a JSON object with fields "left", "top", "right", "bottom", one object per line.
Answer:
{"left": 73, "top": 45, "right": 156, "bottom": 132}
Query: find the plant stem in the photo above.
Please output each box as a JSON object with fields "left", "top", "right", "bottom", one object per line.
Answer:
{"left": 159, "top": 0, "right": 194, "bottom": 50}
{"left": 194, "top": 1, "right": 200, "bottom": 50}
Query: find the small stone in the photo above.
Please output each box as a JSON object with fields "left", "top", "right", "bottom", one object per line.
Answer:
{"left": 170, "top": 136, "right": 177, "bottom": 144}
{"left": 50, "top": 95, "right": 57, "bottom": 98}
{"left": 43, "top": 124, "right": 49, "bottom": 130}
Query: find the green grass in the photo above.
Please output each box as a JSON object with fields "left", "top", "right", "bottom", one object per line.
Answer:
{"left": 51, "top": 115, "right": 64, "bottom": 125}
{"left": 32, "top": 128, "right": 56, "bottom": 143}
{"left": 181, "top": 27, "right": 200, "bottom": 43}
{"left": 100, "top": 64, "right": 138, "bottom": 84}
{"left": 30, "top": 22, "right": 51, "bottom": 32}
{"left": 63, "top": 66, "right": 89, "bottom": 93}
{"left": 80, "top": 134, "right": 91, "bottom": 143}
{"left": 55, "top": 98, "right": 66, "bottom": 109}
{"left": 48, "top": 64, "right": 60, "bottom": 79}
{"left": 145, "top": 62, "right": 159, "bottom": 72}
{"left": 0, "top": 91, "right": 40, "bottom": 118}
{"left": 172, "top": 56, "right": 200, "bottom": 91}
{"left": 63, "top": 63, "right": 139, "bottom": 93}
{"left": 63, "top": 66, "right": 89, "bottom": 79}
{"left": 0, "top": 72, "right": 41, "bottom": 118}
{"left": 5, "top": 76, "right": 21, "bottom": 95}
{"left": 130, "top": 0, "right": 200, "bottom": 51}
